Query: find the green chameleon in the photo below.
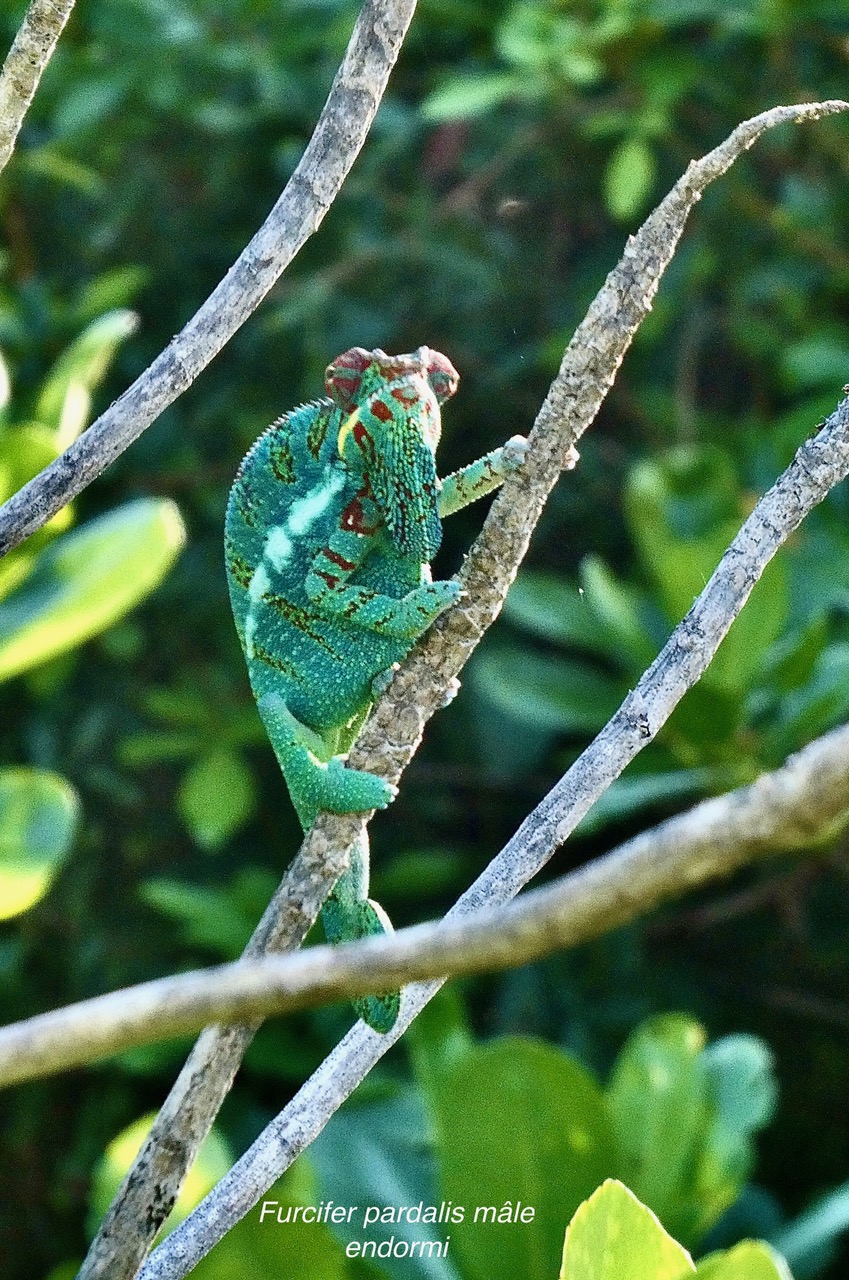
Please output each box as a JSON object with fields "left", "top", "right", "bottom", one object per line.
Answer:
{"left": 225, "top": 346, "right": 527, "bottom": 1031}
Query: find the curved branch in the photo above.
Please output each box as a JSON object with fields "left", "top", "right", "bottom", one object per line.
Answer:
{"left": 0, "top": 0, "right": 419, "bottom": 557}
{"left": 0, "top": 0, "right": 76, "bottom": 176}
{"left": 2, "top": 719, "right": 848, "bottom": 1088}
{"left": 143, "top": 383, "right": 849, "bottom": 1277}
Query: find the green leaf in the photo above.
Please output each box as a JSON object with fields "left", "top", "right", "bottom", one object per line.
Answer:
{"left": 771, "top": 1181, "right": 849, "bottom": 1276}
{"left": 607, "top": 1015, "right": 711, "bottom": 1243}
{"left": 762, "top": 642, "right": 849, "bottom": 762}
{"left": 695, "top": 1240, "right": 792, "bottom": 1279}
{"left": 624, "top": 447, "right": 787, "bottom": 693}
{"left": 608, "top": 1018, "right": 775, "bottom": 1246}
{"left": 422, "top": 72, "right": 520, "bottom": 121}
{"left": 0, "top": 768, "right": 80, "bottom": 920}
{"left": 311, "top": 1090, "right": 454, "bottom": 1280}
{"left": 87, "top": 1114, "right": 232, "bottom": 1240}
{"left": 139, "top": 868, "right": 272, "bottom": 957}
{"left": 35, "top": 309, "right": 138, "bottom": 446}
{"left": 696, "top": 1036, "right": 778, "bottom": 1233}
{"left": 782, "top": 332, "right": 849, "bottom": 392}
{"left": 177, "top": 748, "right": 257, "bottom": 851}
{"left": 427, "top": 1037, "right": 617, "bottom": 1280}
{"left": 702, "top": 1034, "right": 777, "bottom": 1144}
{"left": 0, "top": 498, "right": 185, "bottom": 682}
{"left": 560, "top": 1180, "right": 694, "bottom": 1279}
{"left": 472, "top": 642, "right": 624, "bottom": 734}
{"left": 0, "top": 423, "right": 63, "bottom": 498}
{"left": 579, "top": 556, "right": 659, "bottom": 672}
{"left": 503, "top": 570, "right": 605, "bottom": 651}
{"left": 604, "top": 138, "right": 657, "bottom": 221}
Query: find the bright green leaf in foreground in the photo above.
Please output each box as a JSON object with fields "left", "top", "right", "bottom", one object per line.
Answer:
{"left": 0, "top": 768, "right": 80, "bottom": 919}
{"left": 695, "top": 1240, "right": 792, "bottom": 1278}
{"left": 0, "top": 498, "right": 185, "bottom": 682}
{"left": 560, "top": 1180, "right": 694, "bottom": 1279}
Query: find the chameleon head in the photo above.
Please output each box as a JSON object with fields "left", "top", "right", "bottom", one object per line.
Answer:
{"left": 327, "top": 347, "right": 460, "bottom": 562}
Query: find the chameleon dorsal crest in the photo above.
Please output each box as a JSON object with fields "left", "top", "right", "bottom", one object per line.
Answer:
{"left": 226, "top": 345, "right": 527, "bottom": 1032}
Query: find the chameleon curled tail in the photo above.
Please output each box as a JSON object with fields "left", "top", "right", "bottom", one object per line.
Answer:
{"left": 225, "top": 346, "right": 528, "bottom": 1032}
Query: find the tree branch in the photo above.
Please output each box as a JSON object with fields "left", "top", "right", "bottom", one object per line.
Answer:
{"left": 0, "top": 0, "right": 76, "bottom": 177}
{"left": 78, "top": 98, "right": 849, "bottom": 1278}
{"left": 142, "top": 380, "right": 849, "bottom": 1277}
{"left": 0, "top": 0, "right": 419, "bottom": 557}
{"left": 3, "top": 719, "right": 848, "bottom": 1089}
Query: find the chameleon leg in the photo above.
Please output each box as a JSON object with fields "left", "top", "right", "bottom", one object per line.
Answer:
{"left": 437, "top": 435, "right": 529, "bottom": 517}
{"left": 257, "top": 692, "right": 396, "bottom": 827}
{"left": 320, "top": 830, "right": 401, "bottom": 1034}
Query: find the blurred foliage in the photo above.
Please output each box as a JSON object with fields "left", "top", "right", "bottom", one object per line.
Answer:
{"left": 1, "top": 0, "right": 849, "bottom": 1276}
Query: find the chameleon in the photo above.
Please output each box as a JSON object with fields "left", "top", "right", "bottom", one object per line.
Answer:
{"left": 225, "top": 346, "right": 528, "bottom": 1032}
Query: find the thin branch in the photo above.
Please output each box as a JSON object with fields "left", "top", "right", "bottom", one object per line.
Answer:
{"left": 0, "top": 0, "right": 419, "bottom": 557}
{"left": 0, "top": 0, "right": 75, "bottom": 177}
{"left": 143, "top": 384, "right": 849, "bottom": 1277}
{"left": 3, "top": 719, "right": 848, "bottom": 1089}
{"left": 81, "top": 99, "right": 849, "bottom": 1280}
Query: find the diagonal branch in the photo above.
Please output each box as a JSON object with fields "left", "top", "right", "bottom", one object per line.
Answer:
{"left": 140, "top": 387, "right": 849, "bottom": 1277}
{"left": 2, "top": 717, "right": 848, "bottom": 1089}
{"left": 0, "top": 0, "right": 76, "bottom": 177}
{"left": 0, "top": 0, "right": 419, "bottom": 558}
{"left": 79, "top": 98, "right": 849, "bottom": 1279}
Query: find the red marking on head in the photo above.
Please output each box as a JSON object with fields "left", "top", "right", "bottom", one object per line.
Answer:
{"left": 315, "top": 571, "right": 340, "bottom": 590}
{"left": 390, "top": 386, "right": 420, "bottom": 407}
{"left": 370, "top": 398, "right": 393, "bottom": 423}
{"left": 323, "top": 548, "right": 356, "bottom": 572}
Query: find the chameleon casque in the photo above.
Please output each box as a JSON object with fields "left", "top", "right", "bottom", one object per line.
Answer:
{"left": 225, "top": 346, "right": 527, "bottom": 1032}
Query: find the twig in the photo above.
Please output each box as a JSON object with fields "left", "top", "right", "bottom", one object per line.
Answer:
{"left": 143, "top": 383, "right": 849, "bottom": 1277}
{"left": 0, "top": 0, "right": 419, "bottom": 558}
{"left": 80, "top": 99, "right": 849, "bottom": 1280}
{"left": 0, "top": 0, "right": 76, "bottom": 177}
{"left": 2, "top": 719, "right": 848, "bottom": 1089}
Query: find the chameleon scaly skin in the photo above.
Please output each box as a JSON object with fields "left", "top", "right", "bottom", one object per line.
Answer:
{"left": 225, "top": 346, "right": 527, "bottom": 1031}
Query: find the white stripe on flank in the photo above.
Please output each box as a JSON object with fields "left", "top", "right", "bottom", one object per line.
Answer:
{"left": 287, "top": 468, "right": 345, "bottom": 535}
{"left": 244, "top": 467, "right": 346, "bottom": 660}
{"left": 265, "top": 526, "right": 293, "bottom": 570}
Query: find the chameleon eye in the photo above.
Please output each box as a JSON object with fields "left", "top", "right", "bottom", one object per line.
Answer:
{"left": 425, "top": 351, "right": 460, "bottom": 404}
{"left": 325, "top": 347, "right": 373, "bottom": 411}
